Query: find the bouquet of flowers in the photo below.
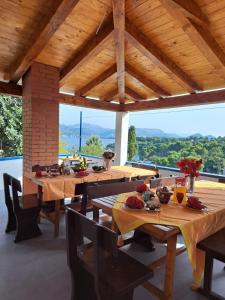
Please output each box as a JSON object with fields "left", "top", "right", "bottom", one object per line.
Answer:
{"left": 102, "top": 149, "right": 115, "bottom": 170}
{"left": 176, "top": 158, "right": 202, "bottom": 177}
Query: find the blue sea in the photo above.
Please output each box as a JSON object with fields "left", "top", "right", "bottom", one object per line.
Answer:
{"left": 61, "top": 135, "right": 115, "bottom": 150}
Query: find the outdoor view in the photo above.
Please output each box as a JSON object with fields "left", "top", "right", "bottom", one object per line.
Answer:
{"left": 1, "top": 95, "right": 225, "bottom": 175}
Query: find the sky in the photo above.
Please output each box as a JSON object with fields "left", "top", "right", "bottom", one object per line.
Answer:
{"left": 59, "top": 103, "right": 225, "bottom": 137}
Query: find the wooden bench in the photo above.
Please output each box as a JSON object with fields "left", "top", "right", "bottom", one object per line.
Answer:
{"left": 197, "top": 228, "right": 225, "bottom": 300}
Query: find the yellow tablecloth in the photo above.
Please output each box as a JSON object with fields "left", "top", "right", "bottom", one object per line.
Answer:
{"left": 112, "top": 181, "right": 225, "bottom": 286}
{"left": 28, "top": 166, "right": 156, "bottom": 201}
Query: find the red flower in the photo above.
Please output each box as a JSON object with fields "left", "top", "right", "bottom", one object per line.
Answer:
{"left": 176, "top": 158, "right": 202, "bottom": 177}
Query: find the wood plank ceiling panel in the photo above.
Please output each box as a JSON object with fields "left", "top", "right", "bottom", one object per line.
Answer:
{"left": 126, "top": 0, "right": 225, "bottom": 91}
{"left": 36, "top": 0, "right": 112, "bottom": 69}
{"left": 61, "top": 41, "right": 115, "bottom": 92}
{"left": 85, "top": 73, "right": 118, "bottom": 99}
{"left": 0, "top": 0, "right": 57, "bottom": 79}
{"left": 126, "top": 43, "right": 186, "bottom": 95}
{"left": 125, "top": 73, "right": 156, "bottom": 99}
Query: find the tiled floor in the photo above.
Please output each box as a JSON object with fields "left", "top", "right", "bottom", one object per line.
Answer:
{"left": 0, "top": 190, "right": 224, "bottom": 300}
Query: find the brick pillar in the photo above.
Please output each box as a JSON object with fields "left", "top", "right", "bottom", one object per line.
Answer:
{"left": 22, "top": 62, "right": 59, "bottom": 193}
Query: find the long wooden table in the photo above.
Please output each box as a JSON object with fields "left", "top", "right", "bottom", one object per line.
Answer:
{"left": 27, "top": 166, "right": 157, "bottom": 236}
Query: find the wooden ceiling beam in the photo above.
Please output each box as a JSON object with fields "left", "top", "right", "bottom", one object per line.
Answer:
{"left": 164, "top": 0, "right": 209, "bottom": 26}
{"left": 125, "top": 87, "right": 143, "bottom": 101}
{"left": 6, "top": 0, "right": 80, "bottom": 82}
{"left": 125, "top": 19, "right": 202, "bottom": 92}
{"left": 122, "top": 89, "right": 225, "bottom": 111}
{"left": 79, "top": 64, "right": 117, "bottom": 96}
{"left": 60, "top": 94, "right": 121, "bottom": 111}
{"left": 126, "top": 62, "right": 170, "bottom": 97}
{"left": 0, "top": 81, "right": 22, "bottom": 97}
{"left": 161, "top": 0, "right": 225, "bottom": 80}
{"left": 60, "top": 14, "right": 114, "bottom": 86}
{"left": 112, "top": 0, "right": 125, "bottom": 104}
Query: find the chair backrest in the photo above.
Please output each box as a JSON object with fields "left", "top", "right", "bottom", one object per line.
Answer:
{"left": 11, "top": 176, "right": 23, "bottom": 212}
{"left": 74, "top": 177, "right": 127, "bottom": 196}
{"left": 3, "top": 173, "right": 22, "bottom": 213}
{"left": 66, "top": 208, "right": 118, "bottom": 283}
{"left": 87, "top": 179, "right": 144, "bottom": 200}
{"left": 3, "top": 173, "right": 14, "bottom": 212}
{"left": 150, "top": 176, "right": 181, "bottom": 188}
{"left": 218, "top": 178, "right": 225, "bottom": 184}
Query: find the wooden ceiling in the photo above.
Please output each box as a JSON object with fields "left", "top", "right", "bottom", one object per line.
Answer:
{"left": 1, "top": 0, "right": 225, "bottom": 111}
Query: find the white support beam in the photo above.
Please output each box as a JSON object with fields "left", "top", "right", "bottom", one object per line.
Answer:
{"left": 114, "top": 112, "right": 129, "bottom": 165}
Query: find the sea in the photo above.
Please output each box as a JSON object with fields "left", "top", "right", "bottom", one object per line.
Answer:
{"left": 62, "top": 135, "right": 115, "bottom": 151}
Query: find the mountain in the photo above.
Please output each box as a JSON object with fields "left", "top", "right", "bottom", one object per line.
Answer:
{"left": 60, "top": 123, "right": 216, "bottom": 150}
{"left": 60, "top": 123, "right": 181, "bottom": 139}
{"left": 60, "top": 123, "right": 115, "bottom": 139}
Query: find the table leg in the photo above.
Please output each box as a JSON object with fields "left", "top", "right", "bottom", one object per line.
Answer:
{"left": 54, "top": 200, "right": 60, "bottom": 237}
{"left": 163, "top": 234, "right": 177, "bottom": 300}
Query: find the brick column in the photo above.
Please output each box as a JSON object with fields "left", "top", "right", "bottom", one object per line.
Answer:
{"left": 22, "top": 62, "right": 59, "bottom": 192}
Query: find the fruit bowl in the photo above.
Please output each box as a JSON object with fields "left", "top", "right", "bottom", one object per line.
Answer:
{"left": 71, "top": 165, "right": 87, "bottom": 172}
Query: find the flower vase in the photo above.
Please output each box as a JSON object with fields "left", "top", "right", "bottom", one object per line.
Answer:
{"left": 187, "top": 175, "right": 195, "bottom": 194}
{"left": 103, "top": 158, "right": 112, "bottom": 171}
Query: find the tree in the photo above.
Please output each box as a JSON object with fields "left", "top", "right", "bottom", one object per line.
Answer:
{"left": 59, "top": 139, "right": 69, "bottom": 154}
{"left": 81, "top": 135, "right": 104, "bottom": 156}
{"left": 127, "top": 125, "right": 138, "bottom": 161}
{"left": 0, "top": 95, "right": 22, "bottom": 156}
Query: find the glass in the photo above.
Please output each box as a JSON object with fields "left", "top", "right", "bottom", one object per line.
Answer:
{"left": 173, "top": 186, "right": 187, "bottom": 206}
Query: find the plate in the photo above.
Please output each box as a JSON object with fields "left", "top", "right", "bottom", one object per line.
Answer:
{"left": 122, "top": 204, "right": 160, "bottom": 212}
{"left": 93, "top": 169, "right": 106, "bottom": 173}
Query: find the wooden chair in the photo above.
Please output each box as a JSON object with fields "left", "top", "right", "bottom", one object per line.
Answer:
{"left": 197, "top": 228, "right": 225, "bottom": 300}
{"left": 218, "top": 178, "right": 225, "bottom": 184}
{"left": 84, "top": 179, "right": 155, "bottom": 251}
{"left": 66, "top": 207, "right": 153, "bottom": 300}
{"left": 3, "top": 173, "right": 16, "bottom": 233}
{"left": 72, "top": 177, "right": 128, "bottom": 215}
{"left": 150, "top": 176, "right": 180, "bottom": 188}
{"left": 3, "top": 173, "right": 42, "bottom": 243}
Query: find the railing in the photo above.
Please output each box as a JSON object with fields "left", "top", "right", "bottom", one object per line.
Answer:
{"left": 0, "top": 154, "right": 224, "bottom": 182}
{"left": 126, "top": 161, "right": 225, "bottom": 182}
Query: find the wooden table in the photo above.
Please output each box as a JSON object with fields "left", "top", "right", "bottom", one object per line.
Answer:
{"left": 27, "top": 166, "right": 157, "bottom": 237}
{"left": 92, "top": 195, "right": 185, "bottom": 300}
{"left": 92, "top": 182, "right": 225, "bottom": 300}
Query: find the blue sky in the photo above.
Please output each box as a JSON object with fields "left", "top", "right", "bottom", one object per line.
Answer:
{"left": 60, "top": 103, "right": 225, "bottom": 137}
